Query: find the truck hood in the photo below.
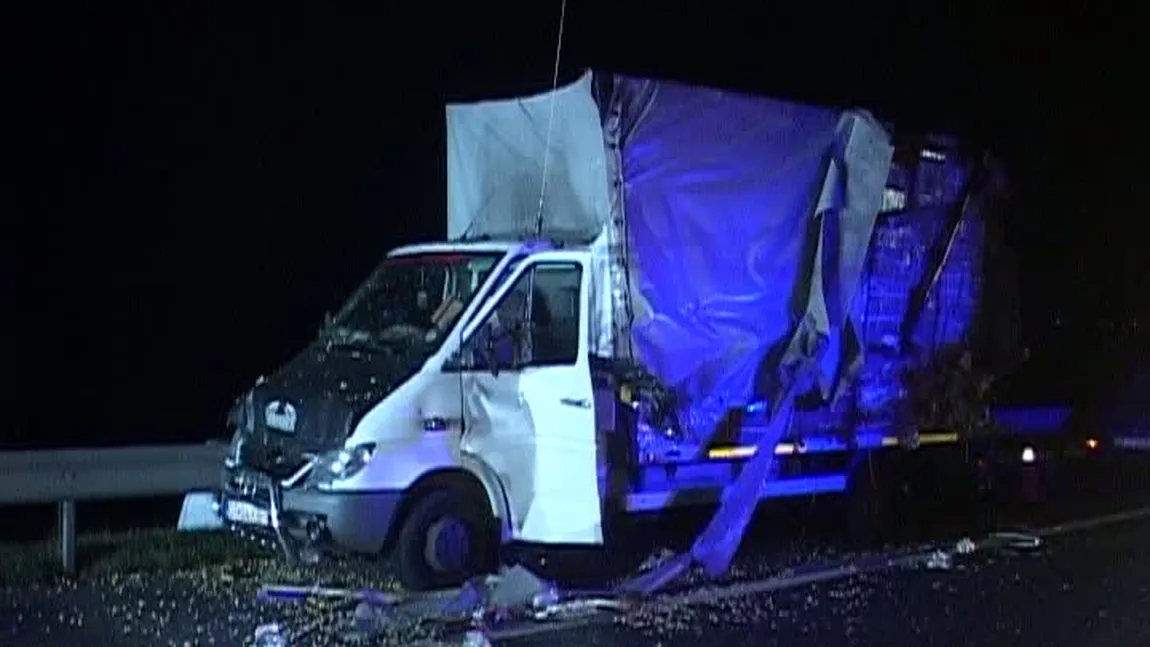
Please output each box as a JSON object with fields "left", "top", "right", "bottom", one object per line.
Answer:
{"left": 234, "top": 342, "right": 427, "bottom": 478}
{"left": 264, "top": 342, "right": 427, "bottom": 412}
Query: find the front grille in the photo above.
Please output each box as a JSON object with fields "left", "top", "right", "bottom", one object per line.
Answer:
{"left": 224, "top": 468, "right": 275, "bottom": 506}
{"left": 252, "top": 390, "right": 354, "bottom": 446}
{"left": 237, "top": 440, "right": 311, "bottom": 480}
{"left": 238, "top": 389, "right": 353, "bottom": 479}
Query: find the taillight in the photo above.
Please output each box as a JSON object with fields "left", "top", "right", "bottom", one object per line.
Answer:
{"left": 1021, "top": 446, "right": 1037, "bottom": 464}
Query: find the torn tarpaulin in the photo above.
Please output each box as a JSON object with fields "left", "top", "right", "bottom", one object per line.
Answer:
{"left": 615, "top": 385, "right": 799, "bottom": 597}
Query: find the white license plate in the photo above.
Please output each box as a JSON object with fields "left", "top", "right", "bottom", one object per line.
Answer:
{"left": 224, "top": 500, "right": 270, "bottom": 527}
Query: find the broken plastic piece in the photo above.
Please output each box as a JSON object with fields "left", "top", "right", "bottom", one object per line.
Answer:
{"left": 531, "top": 597, "right": 630, "bottom": 621}
{"left": 253, "top": 623, "right": 288, "bottom": 647}
{"left": 351, "top": 601, "right": 392, "bottom": 634}
{"left": 954, "top": 538, "right": 976, "bottom": 555}
{"left": 989, "top": 531, "right": 1042, "bottom": 552}
{"left": 615, "top": 552, "right": 693, "bottom": 596}
{"left": 297, "top": 546, "right": 321, "bottom": 565}
{"left": 636, "top": 548, "right": 676, "bottom": 573}
{"left": 463, "top": 630, "right": 493, "bottom": 647}
{"left": 488, "top": 565, "right": 554, "bottom": 609}
{"left": 256, "top": 584, "right": 397, "bottom": 606}
{"left": 924, "top": 550, "right": 952, "bottom": 570}
{"left": 531, "top": 585, "right": 560, "bottom": 611}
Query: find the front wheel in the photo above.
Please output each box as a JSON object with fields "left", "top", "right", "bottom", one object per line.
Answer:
{"left": 393, "top": 489, "right": 498, "bottom": 591}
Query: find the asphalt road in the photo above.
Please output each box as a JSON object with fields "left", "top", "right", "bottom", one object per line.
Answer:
{"left": 4, "top": 455, "right": 1150, "bottom": 647}
{"left": 500, "top": 511, "right": 1150, "bottom": 647}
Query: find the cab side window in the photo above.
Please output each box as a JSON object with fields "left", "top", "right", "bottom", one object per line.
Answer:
{"left": 465, "top": 262, "right": 582, "bottom": 370}
{"left": 528, "top": 264, "right": 581, "bottom": 365}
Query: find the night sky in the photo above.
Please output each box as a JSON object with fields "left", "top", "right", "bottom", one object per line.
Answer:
{"left": 5, "top": 4, "right": 1138, "bottom": 449}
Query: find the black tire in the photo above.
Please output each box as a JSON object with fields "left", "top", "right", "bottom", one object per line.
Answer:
{"left": 394, "top": 488, "right": 498, "bottom": 591}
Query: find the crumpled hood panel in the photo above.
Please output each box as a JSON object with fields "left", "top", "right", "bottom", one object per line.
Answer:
{"left": 237, "top": 342, "right": 427, "bottom": 477}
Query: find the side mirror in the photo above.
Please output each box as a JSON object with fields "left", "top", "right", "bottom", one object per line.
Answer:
{"left": 444, "top": 347, "right": 475, "bottom": 372}
{"left": 444, "top": 342, "right": 495, "bottom": 374}
{"left": 444, "top": 322, "right": 528, "bottom": 377}
{"left": 483, "top": 325, "right": 529, "bottom": 377}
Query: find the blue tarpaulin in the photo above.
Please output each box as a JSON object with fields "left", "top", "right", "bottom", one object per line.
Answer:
{"left": 597, "top": 74, "right": 894, "bottom": 437}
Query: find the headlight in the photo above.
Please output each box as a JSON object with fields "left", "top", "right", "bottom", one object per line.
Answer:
{"left": 315, "top": 442, "right": 377, "bottom": 481}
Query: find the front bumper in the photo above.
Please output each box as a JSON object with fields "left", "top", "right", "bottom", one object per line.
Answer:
{"left": 219, "top": 466, "right": 403, "bottom": 560}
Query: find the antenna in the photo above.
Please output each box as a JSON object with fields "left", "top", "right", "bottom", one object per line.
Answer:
{"left": 533, "top": 0, "right": 569, "bottom": 238}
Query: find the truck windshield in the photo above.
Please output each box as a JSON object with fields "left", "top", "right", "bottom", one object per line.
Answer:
{"left": 322, "top": 252, "right": 503, "bottom": 351}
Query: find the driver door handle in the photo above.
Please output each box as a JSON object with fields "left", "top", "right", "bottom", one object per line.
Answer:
{"left": 560, "top": 397, "right": 591, "bottom": 409}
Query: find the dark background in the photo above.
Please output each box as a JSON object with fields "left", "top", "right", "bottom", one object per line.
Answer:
{"left": 4, "top": 3, "right": 1140, "bottom": 449}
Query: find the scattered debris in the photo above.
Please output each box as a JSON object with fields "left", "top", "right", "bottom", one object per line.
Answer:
{"left": 488, "top": 564, "right": 554, "bottom": 609}
{"left": 257, "top": 583, "right": 399, "bottom": 606}
{"left": 924, "top": 550, "right": 953, "bottom": 571}
{"left": 637, "top": 548, "right": 677, "bottom": 573}
{"left": 254, "top": 563, "right": 575, "bottom": 643}
{"left": 240, "top": 527, "right": 1048, "bottom": 642}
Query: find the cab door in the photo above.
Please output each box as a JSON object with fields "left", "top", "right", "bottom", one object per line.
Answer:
{"left": 449, "top": 251, "right": 601, "bottom": 545}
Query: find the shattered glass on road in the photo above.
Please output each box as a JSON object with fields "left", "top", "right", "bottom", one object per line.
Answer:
{"left": 6, "top": 469, "right": 1150, "bottom": 646}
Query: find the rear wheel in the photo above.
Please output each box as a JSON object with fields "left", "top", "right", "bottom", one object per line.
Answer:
{"left": 394, "top": 488, "right": 498, "bottom": 591}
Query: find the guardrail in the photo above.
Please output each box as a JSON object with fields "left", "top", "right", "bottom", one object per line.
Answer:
{"left": 0, "top": 442, "right": 228, "bottom": 574}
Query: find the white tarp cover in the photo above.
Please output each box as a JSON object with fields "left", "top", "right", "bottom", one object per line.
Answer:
{"left": 446, "top": 72, "right": 617, "bottom": 358}
{"left": 446, "top": 72, "right": 611, "bottom": 242}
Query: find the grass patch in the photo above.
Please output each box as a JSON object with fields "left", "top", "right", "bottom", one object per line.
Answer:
{"left": 0, "top": 529, "right": 264, "bottom": 584}
{"left": 0, "top": 528, "right": 403, "bottom": 594}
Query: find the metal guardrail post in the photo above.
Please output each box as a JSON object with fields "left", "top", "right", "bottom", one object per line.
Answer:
{"left": 59, "top": 499, "right": 76, "bottom": 575}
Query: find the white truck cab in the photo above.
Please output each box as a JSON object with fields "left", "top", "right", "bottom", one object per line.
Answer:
{"left": 213, "top": 238, "right": 605, "bottom": 590}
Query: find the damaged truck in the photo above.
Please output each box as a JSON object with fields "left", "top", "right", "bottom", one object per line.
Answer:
{"left": 184, "top": 71, "right": 1067, "bottom": 591}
